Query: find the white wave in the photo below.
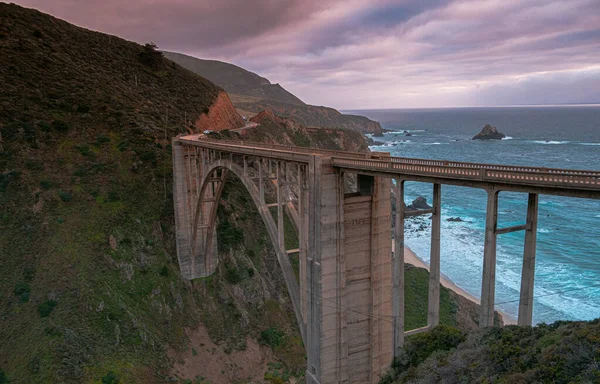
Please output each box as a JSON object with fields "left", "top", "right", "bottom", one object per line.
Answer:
{"left": 538, "top": 228, "right": 551, "bottom": 234}
{"left": 532, "top": 140, "right": 570, "bottom": 145}
{"left": 423, "top": 142, "right": 447, "bottom": 145}
{"left": 501, "top": 136, "right": 514, "bottom": 140}
{"left": 579, "top": 142, "right": 600, "bottom": 146}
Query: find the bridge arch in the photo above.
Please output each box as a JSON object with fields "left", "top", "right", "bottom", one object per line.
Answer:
{"left": 189, "top": 158, "right": 304, "bottom": 339}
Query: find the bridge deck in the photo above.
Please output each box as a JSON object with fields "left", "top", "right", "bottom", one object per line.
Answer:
{"left": 179, "top": 136, "right": 600, "bottom": 198}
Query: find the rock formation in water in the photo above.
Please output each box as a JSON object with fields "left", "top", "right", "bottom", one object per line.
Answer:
{"left": 472, "top": 124, "right": 506, "bottom": 140}
{"left": 407, "top": 196, "right": 432, "bottom": 210}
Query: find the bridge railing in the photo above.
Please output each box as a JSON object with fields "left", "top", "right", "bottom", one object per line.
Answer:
{"left": 181, "top": 136, "right": 600, "bottom": 185}
{"left": 382, "top": 156, "right": 600, "bottom": 177}
{"left": 331, "top": 157, "right": 600, "bottom": 188}
{"left": 188, "top": 138, "right": 376, "bottom": 159}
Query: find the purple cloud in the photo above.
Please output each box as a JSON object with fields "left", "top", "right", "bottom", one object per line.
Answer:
{"left": 12, "top": 0, "right": 600, "bottom": 108}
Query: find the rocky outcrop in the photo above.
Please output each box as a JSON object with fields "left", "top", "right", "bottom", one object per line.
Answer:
{"left": 237, "top": 100, "right": 384, "bottom": 135}
{"left": 447, "top": 217, "right": 465, "bottom": 222}
{"left": 246, "top": 110, "right": 370, "bottom": 153}
{"left": 472, "top": 124, "right": 506, "bottom": 140}
{"left": 194, "top": 91, "right": 245, "bottom": 132}
{"left": 407, "top": 196, "right": 432, "bottom": 211}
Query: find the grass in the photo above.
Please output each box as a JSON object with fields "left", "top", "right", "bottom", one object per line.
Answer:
{"left": 404, "top": 265, "right": 458, "bottom": 330}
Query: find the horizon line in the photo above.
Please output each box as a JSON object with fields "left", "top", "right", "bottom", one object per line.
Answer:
{"left": 342, "top": 103, "right": 600, "bottom": 111}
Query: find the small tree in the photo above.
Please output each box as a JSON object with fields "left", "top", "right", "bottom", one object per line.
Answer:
{"left": 138, "top": 42, "right": 164, "bottom": 69}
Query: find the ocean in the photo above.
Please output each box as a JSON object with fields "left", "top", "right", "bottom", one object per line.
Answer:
{"left": 346, "top": 106, "right": 600, "bottom": 324}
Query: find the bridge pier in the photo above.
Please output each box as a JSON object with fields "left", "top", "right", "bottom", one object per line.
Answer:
{"left": 480, "top": 189, "right": 499, "bottom": 328}
{"left": 392, "top": 179, "right": 405, "bottom": 355}
{"left": 428, "top": 184, "right": 442, "bottom": 328}
{"left": 518, "top": 193, "right": 539, "bottom": 326}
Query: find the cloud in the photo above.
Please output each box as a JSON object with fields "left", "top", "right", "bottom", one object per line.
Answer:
{"left": 12, "top": 0, "right": 600, "bottom": 108}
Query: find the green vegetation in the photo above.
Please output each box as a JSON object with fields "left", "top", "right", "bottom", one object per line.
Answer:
{"left": 380, "top": 320, "right": 600, "bottom": 383}
{"left": 0, "top": 369, "right": 8, "bottom": 384}
{"left": 404, "top": 265, "right": 457, "bottom": 330}
{"left": 101, "top": 371, "right": 120, "bottom": 384}
{"left": 37, "top": 300, "right": 57, "bottom": 317}
{"left": 259, "top": 327, "right": 285, "bottom": 348}
{"left": 0, "top": 3, "right": 221, "bottom": 382}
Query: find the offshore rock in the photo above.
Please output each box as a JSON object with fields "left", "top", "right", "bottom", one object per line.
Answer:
{"left": 407, "top": 196, "right": 432, "bottom": 210}
{"left": 472, "top": 124, "right": 506, "bottom": 140}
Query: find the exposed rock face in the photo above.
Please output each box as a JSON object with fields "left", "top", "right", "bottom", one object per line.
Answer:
{"left": 447, "top": 217, "right": 465, "bottom": 222}
{"left": 472, "top": 124, "right": 506, "bottom": 140}
{"left": 194, "top": 91, "right": 245, "bottom": 132}
{"left": 164, "top": 52, "right": 384, "bottom": 135}
{"left": 246, "top": 110, "right": 370, "bottom": 153}
{"left": 407, "top": 196, "right": 432, "bottom": 210}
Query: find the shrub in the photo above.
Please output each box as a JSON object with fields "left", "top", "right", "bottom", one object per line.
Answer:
{"left": 0, "top": 170, "right": 21, "bottom": 193}
{"left": 23, "top": 267, "right": 36, "bottom": 281}
{"left": 107, "top": 190, "right": 120, "bottom": 202}
{"left": 95, "top": 134, "right": 110, "bottom": 144}
{"left": 380, "top": 325, "right": 466, "bottom": 384}
{"left": 40, "top": 180, "right": 52, "bottom": 189}
{"left": 77, "top": 104, "right": 90, "bottom": 113}
{"left": 0, "top": 368, "right": 8, "bottom": 384}
{"left": 259, "top": 327, "right": 284, "bottom": 348}
{"left": 75, "top": 144, "right": 93, "bottom": 157}
{"left": 116, "top": 140, "right": 129, "bottom": 152}
{"left": 13, "top": 283, "right": 30, "bottom": 302}
{"left": 138, "top": 42, "right": 164, "bottom": 69}
{"left": 224, "top": 264, "right": 243, "bottom": 284}
{"left": 159, "top": 266, "right": 169, "bottom": 277}
{"left": 37, "top": 300, "right": 57, "bottom": 317}
{"left": 101, "top": 371, "right": 120, "bottom": 384}
{"left": 216, "top": 220, "right": 244, "bottom": 250}
{"left": 59, "top": 191, "right": 73, "bottom": 202}
{"left": 51, "top": 120, "right": 69, "bottom": 132}
{"left": 19, "top": 292, "right": 30, "bottom": 303}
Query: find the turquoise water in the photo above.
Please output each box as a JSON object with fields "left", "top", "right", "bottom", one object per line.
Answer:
{"left": 347, "top": 106, "right": 600, "bottom": 324}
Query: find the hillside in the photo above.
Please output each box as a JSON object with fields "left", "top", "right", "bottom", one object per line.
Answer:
{"left": 380, "top": 320, "right": 600, "bottom": 383}
{"left": 0, "top": 3, "right": 259, "bottom": 383}
{"left": 164, "top": 52, "right": 385, "bottom": 135}
{"left": 0, "top": 4, "right": 555, "bottom": 384}
{"left": 163, "top": 52, "right": 305, "bottom": 106}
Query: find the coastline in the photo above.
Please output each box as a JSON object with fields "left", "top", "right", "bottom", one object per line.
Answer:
{"left": 393, "top": 242, "right": 517, "bottom": 325}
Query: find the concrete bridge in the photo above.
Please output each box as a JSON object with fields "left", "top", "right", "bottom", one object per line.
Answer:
{"left": 172, "top": 135, "right": 600, "bottom": 384}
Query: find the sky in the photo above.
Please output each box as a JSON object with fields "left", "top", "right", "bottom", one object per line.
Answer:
{"left": 12, "top": 0, "right": 600, "bottom": 109}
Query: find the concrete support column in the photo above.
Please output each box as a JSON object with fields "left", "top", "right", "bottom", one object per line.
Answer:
{"left": 480, "top": 189, "right": 499, "bottom": 328}
{"left": 518, "top": 193, "right": 539, "bottom": 326}
{"left": 259, "top": 160, "right": 265, "bottom": 204}
{"left": 428, "top": 184, "right": 441, "bottom": 328}
{"left": 299, "top": 165, "right": 308, "bottom": 333}
{"left": 393, "top": 179, "right": 405, "bottom": 355}
{"left": 277, "top": 162, "right": 285, "bottom": 253}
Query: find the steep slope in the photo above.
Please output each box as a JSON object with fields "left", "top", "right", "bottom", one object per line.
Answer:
{"left": 238, "top": 98, "right": 384, "bottom": 134}
{"left": 164, "top": 52, "right": 385, "bottom": 135}
{"left": 0, "top": 4, "right": 246, "bottom": 383}
{"left": 164, "top": 52, "right": 305, "bottom": 106}
{"left": 380, "top": 320, "right": 600, "bottom": 383}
